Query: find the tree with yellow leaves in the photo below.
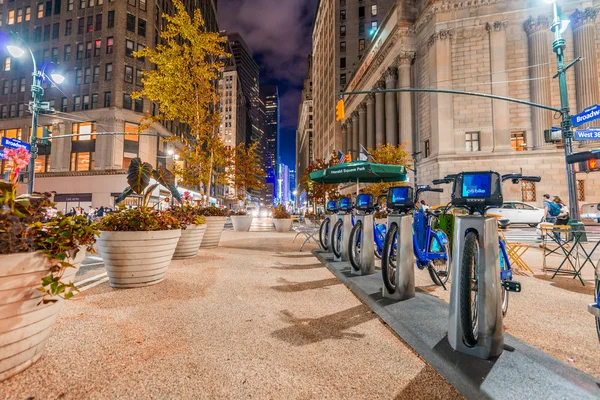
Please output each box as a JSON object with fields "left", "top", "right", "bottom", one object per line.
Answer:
{"left": 362, "top": 143, "right": 412, "bottom": 196}
{"left": 300, "top": 155, "right": 340, "bottom": 213}
{"left": 132, "top": 0, "right": 229, "bottom": 202}
{"left": 232, "top": 142, "right": 266, "bottom": 206}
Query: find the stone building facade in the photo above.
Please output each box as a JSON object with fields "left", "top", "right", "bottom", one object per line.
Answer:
{"left": 0, "top": 0, "right": 219, "bottom": 210}
{"left": 337, "top": 0, "right": 600, "bottom": 206}
{"left": 296, "top": 55, "right": 314, "bottom": 208}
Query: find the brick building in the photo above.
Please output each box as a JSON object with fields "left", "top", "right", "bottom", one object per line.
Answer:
{"left": 333, "top": 0, "right": 600, "bottom": 207}
{"left": 0, "top": 0, "right": 219, "bottom": 210}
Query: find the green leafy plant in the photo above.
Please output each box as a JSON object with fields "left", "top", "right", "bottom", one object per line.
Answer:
{"left": 0, "top": 147, "right": 98, "bottom": 303}
{"left": 374, "top": 210, "right": 388, "bottom": 219}
{"left": 169, "top": 204, "right": 206, "bottom": 226}
{"left": 199, "top": 206, "right": 227, "bottom": 217}
{"left": 272, "top": 205, "right": 291, "bottom": 219}
{"left": 116, "top": 157, "right": 182, "bottom": 207}
{"left": 99, "top": 206, "right": 182, "bottom": 231}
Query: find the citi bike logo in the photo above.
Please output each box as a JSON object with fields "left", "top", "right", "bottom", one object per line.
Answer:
{"left": 466, "top": 188, "right": 486, "bottom": 195}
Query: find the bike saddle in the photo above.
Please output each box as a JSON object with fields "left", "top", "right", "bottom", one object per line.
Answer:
{"left": 427, "top": 209, "right": 442, "bottom": 217}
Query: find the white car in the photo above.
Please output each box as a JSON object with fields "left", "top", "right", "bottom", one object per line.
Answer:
{"left": 488, "top": 201, "right": 545, "bottom": 227}
{"left": 581, "top": 203, "right": 600, "bottom": 223}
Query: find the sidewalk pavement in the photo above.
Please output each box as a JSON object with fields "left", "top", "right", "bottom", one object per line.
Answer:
{"left": 2, "top": 231, "right": 461, "bottom": 400}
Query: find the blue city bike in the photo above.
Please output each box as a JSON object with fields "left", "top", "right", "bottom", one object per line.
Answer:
{"left": 348, "top": 194, "right": 388, "bottom": 271}
{"left": 444, "top": 171, "right": 539, "bottom": 346}
{"left": 382, "top": 186, "right": 451, "bottom": 295}
{"left": 593, "top": 264, "right": 600, "bottom": 342}
{"left": 319, "top": 200, "right": 339, "bottom": 250}
{"left": 331, "top": 197, "right": 355, "bottom": 259}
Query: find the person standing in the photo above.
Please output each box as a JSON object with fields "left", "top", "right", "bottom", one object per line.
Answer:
{"left": 542, "top": 194, "right": 560, "bottom": 223}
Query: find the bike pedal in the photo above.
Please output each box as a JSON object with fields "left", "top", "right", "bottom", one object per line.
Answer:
{"left": 502, "top": 280, "right": 521, "bottom": 293}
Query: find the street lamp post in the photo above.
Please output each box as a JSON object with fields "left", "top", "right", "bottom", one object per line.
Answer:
{"left": 545, "top": 0, "right": 582, "bottom": 225}
{"left": 6, "top": 35, "right": 65, "bottom": 194}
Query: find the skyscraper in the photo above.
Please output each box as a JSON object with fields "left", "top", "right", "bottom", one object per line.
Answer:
{"left": 261, "top": 85, "right": 279, "bottom": 205}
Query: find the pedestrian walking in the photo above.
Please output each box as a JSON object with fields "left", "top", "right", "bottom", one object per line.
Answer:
{"left": 553, "top": 196, "right": 570, "bottom": 226}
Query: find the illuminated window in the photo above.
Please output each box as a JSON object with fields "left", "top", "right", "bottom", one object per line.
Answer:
{"left": 25, "top": 6, "right": 31, "bottom": 21}
{"left": 2, "top": 128, "right": 23, "bottom": 140}
{"left": 37, "top": 3, "right": 44, "bottom": 19}
{"left": 106, "top": 37, "right": 114, "bottom": 54}
{"left": 72, "top": 122, "right": 96, "bottom": 141}
{"left": 465, "top": 132, "right": 480, "bottom": 152}
{"left": 70, "top": 152, "right": 95, "bottom": 171}
{"left": 124, "top": 122, "right": 140, "bottom": 141}
{"left": 372, "top": 4, "right": 378, "bottom": 16}
{"left": 8, "top": 10, "right": 15, "bottom": 24}
{"left": 359, "top": 39, "right": 365, "bottom": 51}
{"left": 4, "top": 57, "right": 10, "bottom": 71}
{"left": 511, "top": 131, "right": 526, "bottom": 151}
{"left": 94, "top": 39, "right": 102, "bottom": 56}
{"left": 35, "top": 155, "right": 50, "bottom": 173}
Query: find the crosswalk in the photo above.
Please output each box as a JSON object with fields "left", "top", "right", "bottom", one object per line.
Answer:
{"left": 501, "top": 227, "right": 600, "bottom": 244}
{"left": 223, "top": 217, "right": 275, "bottom": 232}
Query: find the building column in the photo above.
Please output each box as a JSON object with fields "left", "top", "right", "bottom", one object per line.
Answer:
{"left": 525, "top": 16, "right": 553, "bottom": 149}
{"left": 358, "top": 103, "right": 367, "bottom": 150}
{"left": 49, "top": 122, "right": 71, "bottom": 172}
{"left": 341, "top": 123, "right": 349, "bottom": 154}
{"left": 351, "top": 111, "right": 359, "bottom": 157}
{"left": 572, "top": 8, "right": 599, "bottom": 128}
{"left": 375, "top": 81, "right": 386, "bottom": 146}
{"left": 366, "top": 94, "right": 375, "bottom": 150}
{"left": 397, "top": 52, "right": 415, "bottom": 152}
{"left": 428, "top": 29, "right": 454, "bottom": 156}
{"left": 384, "top": 67, "right": 399, "bottom": 146}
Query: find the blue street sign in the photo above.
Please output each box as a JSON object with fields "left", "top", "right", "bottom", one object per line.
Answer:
{"left": 572, "top": 104, "right": 600, "bottom": 127}
{"left": 574, "top": 127, "right": 600, "bottom": 141}
{"left": 1, "top": 137, "right": 30, "bottom": 151}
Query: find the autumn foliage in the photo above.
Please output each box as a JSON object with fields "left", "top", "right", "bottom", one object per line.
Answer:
{"left": 362, "top": 143, "right": 412, "bottom": 196}
{"left": 232, "top": 142, "right": 266, "bottom": 204}
{"left": 300, "top": 153, "right": 340, "bottom": 213}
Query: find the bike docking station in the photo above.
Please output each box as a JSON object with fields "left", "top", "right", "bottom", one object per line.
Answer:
{"left": 334, "top": 197, "right": 353, "bottom": 262}
{"left": 350, "top": 194, "right": 376, "bottom": 275}
{"left": 381, "top": 187, "right": 415, "bottom": 301}
{"left": 319, "top": 200, "right": 339, "bottom": 254}
{"left": 447, "top": 172, "right": 505, "bottom": 360}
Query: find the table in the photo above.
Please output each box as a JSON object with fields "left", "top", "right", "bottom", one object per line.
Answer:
{"left": 500, "top": 232, "right": 533, "bottom": 274}
{"left": 540, "top": 223, "right": 600, "bottom": 286}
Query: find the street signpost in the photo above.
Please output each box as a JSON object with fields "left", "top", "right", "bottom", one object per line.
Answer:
{"left": 1, "top": 137, "right": 31, "bottom": 151}
{"left": 574, "top": 127, "right": 600, "bottom": 141}
{"left": 572, "top": 104, "right": 600, "bottom": 127}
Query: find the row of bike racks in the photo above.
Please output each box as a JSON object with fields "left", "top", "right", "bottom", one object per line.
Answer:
{"left": 319, "top": 171, "right": 540, "bottom": 360}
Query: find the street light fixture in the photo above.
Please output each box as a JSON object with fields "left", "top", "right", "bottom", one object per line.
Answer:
{"left": 5, "top": 34, "right": 66, "bottom": 194}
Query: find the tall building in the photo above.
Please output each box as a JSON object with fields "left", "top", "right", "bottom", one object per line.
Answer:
{"left": 277, "top": 162, "right": 290, "bottom": 206}
{"left": 312, "top": 0, "right": 395, "bottom": 160}
{"left": 296, "top": 54, "right": 313, "bottom": 205}
{"left": 336, "top": 0, "right": 600, "bottom": 205}
{"left": 0, "top": 0, "right": 219, "bottom": 210}
{"left": 261, "top": 85, "right": 279, "bottom": 204}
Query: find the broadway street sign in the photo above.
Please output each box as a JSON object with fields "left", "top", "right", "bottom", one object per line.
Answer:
{"left": 574, "top": 127, "right": 600, "bottom": 141}
{"left": 1, "top": 137, "right": 31, "bottom": 151}
{"left": 572, "top": 104, "right": 600, "bottom": 127}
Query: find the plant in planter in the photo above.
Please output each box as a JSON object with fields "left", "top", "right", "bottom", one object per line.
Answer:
{"left": 197, "top": 206, "right": 227, "bottom": 248}
{"left": 169, "top": 204, "right": 207, "bottom": 259}
{"left": 272, "top": 204, "right": 292, "bottom": 233}
{"left": 96, "top": 158, "right": 182, "bottom": 288}
{"left": 229, "top": 208, "right": 253, "bottom": 232}
{"left": 0, "top": 147, "right": 98, "bottom": 382}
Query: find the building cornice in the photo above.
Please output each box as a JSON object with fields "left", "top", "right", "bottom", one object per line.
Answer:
{"left": 415, "top": 0, "right": 509, "bottom": 33}
{"left": 571, "top": 7, "right": 598, "bottom": 30}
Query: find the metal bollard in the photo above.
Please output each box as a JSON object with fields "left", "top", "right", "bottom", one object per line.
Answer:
{"left": 382, "top": 214, "right": 415, "bottom": 300}
{"left": 448, "top": 215, "right": 504, "bottom": 359}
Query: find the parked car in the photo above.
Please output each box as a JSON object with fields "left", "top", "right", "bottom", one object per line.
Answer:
{"left": 488, "top": 201, "right": 545, "bottom": 227}
{"left": 431, "top": 205, "right": 511, "bottom": 229}
{"left": 581, "top": 203, "right": 600, "bottom": 223}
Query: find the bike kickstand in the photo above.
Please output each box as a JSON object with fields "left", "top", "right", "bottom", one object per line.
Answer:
{"left": 429, "top": 265, "right": 447, "bottom": 291}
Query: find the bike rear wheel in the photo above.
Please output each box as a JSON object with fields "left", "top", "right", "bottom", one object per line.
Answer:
{"left": 499, "top": 248, "right": 510, "bottom": 316}
{"left": 460, "top": 232, "right": 480, "bottom": 347}
{"left": 319, "top": 218, "right": 330, "bottom": 251}
{"left": 331, "top": 219, "right": 343, "bottom": 258}
{"left": 381, "top": 223, "right": 398, "bottom": 294}
{"left": 349, "top": 220, "right": 363, "bottom": 271}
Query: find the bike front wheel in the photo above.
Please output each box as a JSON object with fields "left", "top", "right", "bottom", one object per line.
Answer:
{"left": 381, "top": 223, "right": 398, "bottom": 294}
{"left": 319, "top": 218, "right": 330, "bottom": 251}
{"left": 331, "top": 219, "right": 343, "bottom": 258}
{"left": 460, "top": 231, "right": 480, "bottom": 347}
{"left": 499, "top": 248, "right": 510, "bottom": 316}
{"left": 349, "top": 220, "right": 363, "bottom": 271}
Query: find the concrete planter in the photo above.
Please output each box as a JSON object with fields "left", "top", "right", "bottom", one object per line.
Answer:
{"left": 231, "top": 215, "right": 253, "bottom": 232}
{"left": 273, "top": 218, "right": 292, "bottom": 232}
{"left": 200, "top": 217, "right": 226, "bottom": 249}
{"left": 96, "top": 229, "right": 181, "bottom": 288}
{"left": 0, "top": 250, "right": 83, "bottom": 382}
{"left": 173, "top": 224, "right": 206, "bottom": 259}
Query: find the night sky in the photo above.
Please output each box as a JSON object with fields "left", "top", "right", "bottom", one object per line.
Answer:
{"left": 218, "top": 0, "right": 319, "bottom": 172}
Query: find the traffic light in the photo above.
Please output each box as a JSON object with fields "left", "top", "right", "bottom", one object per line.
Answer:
{"left": 569, "top": 149, "right": 600, "bottom": 173}
{"left": 589, "top": 158, "right": 599, "bottom": 171}
{"left": 335, "top": 99, "right": 345, "bottom": 121}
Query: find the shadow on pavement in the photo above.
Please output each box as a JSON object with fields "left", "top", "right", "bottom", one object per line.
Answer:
{"left": 271, "top": 278, "right": 340, "bottom": 293}
{"left": 272, "top": 263, "right": 324, "bottom": 271}
{"left": 432, "top": 334, "right": 497, "bottom": 388}
{"left": 533, "top": 274, "right": 595, "bottom": 295}
{"left": 394, "top": 364, "right": 463, "bottom": 400}
{"left": 271, "top": 305, "right": 375, "bottom": 345}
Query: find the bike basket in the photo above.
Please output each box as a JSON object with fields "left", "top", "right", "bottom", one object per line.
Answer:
{"left": 387, "top": 186, "right": 415, "bottom": 211}
{"left": 339, "top": 197, "right": 353, "bottom": 212}
{"left": 356, "top": 193, "right": 374, "bottom": 211}
{"left": 451, "top": 171, "right": 502, "bottom": 209}
{"left": 327, "top": 200, "right": 339, "bottom": 212}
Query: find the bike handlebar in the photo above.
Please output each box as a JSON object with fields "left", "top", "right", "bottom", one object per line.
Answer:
{"left": 432, "top": 178, "right": 453, "bottom": 185}
{"left": 501, "top": 173, "right": 541, "bottom": 183}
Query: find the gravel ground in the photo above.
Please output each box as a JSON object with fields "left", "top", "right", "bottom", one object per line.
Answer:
{"left": 401, "top": 244, "right": 600, "bottom": 380}
{"left": 2, "top": 231, "right": 461, "bottom": 400}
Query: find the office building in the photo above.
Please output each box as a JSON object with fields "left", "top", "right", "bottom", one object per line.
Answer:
{"left": 0, "top": 0, "right": 219, "bottom": 210}
{"left": 261, "top": 85, "right": 279, "bottom": 204}
{"left": 295, "top": 54, "right": 313, "bottom": 205}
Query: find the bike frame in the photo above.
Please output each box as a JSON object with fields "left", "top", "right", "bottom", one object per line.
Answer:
{"left": 412, "top": 208, "right": 449, "bottom": 269}
{"left": 498, "top": 237, "right": 513, "bottom": 282}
